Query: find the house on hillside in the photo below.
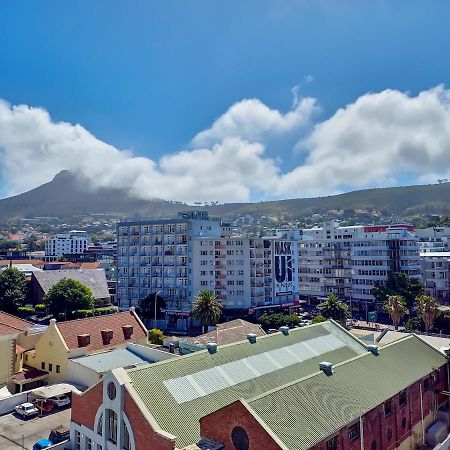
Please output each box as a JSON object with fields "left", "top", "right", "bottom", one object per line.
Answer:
{"left": 30, "top": 268, "right": 111, "bottom": 306}
{"left": 25, "top": 308, "right": 148, "bottom": 385}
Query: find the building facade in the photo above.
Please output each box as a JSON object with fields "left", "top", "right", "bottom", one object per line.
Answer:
{"left": 421, "top": 252, "right": 450, "bottom": 302}
{"left": 416, "top": 227, "right": 450, "bottom": 253}
{"left": 298, "top": 222, "right": 421, "bottom": 309}
{"left": 45, "top": 230, "right": 88, "bottom": 259}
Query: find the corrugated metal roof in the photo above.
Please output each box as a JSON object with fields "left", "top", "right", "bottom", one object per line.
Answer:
{"left": 248, "top": 335, "right": 447, "bottom": 450}
{"left": 71, "top": 348, "right": 148, "bottom": 373}
{"left": 127, "top": 322, "right": 366, "bottom": 448}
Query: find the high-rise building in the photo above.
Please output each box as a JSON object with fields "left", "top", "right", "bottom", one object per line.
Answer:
{"left": 298, "top": 222, "right": 421, "bottom": 311}
{"left": 420, "top": 251, "right": 450, "bottom": 302}
{"left": 416, "top": 227, "right": 450, "bottom": 253}
{"left": 45, "top": 230, "right": 88, "bottom": 259}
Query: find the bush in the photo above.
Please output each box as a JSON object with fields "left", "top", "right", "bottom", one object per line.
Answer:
{"left": 404, "top": 317, "right": 425, "bottom": 332}
{"left": 70, "top": 306, "right": 119, "bottom": 320}
{"left": 311, "top": 314, "right": 327, "bottom": 324}
{"left": 17, "top": 306, "right": 35, "bottom": 318}
{"left": 148, "top": 328, "right": 164, "bottom": 345}
{"left": 35, "top": 304, "right": 47, "bottom": 313}
{"left": 259, "top": 313, "right": 300, "bottom": 330}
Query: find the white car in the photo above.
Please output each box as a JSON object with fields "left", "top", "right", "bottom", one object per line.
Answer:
{"left": 15, "top": 402, "right": 39, "bottom": 418}
{"left": 49, "top": 394, "right": 70, "bottom": 407}
{"left": 299, "top": 319, "right": 312, "bottom": 327}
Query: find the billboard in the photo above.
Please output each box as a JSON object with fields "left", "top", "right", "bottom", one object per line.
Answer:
{"left": 273, "top": 240, "right": 297, "bottom": 296}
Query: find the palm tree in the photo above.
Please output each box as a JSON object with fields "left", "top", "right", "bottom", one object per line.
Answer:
{"left": 192, "top": 290, "right": 223, "bottom": 333}
{"left": 416, "top": 295, "right": 439, "bottom": 332}
{"left": 318, "top": 294, "right": 350, "bottom": 326}
{"left": 384, "top": 295, "right": 407, "bottom": 329}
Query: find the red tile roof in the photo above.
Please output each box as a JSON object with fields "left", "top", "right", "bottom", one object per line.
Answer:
{"left": 0, "top": 311, "right": 32, "bottom": 336}
{"left": 79, "top": 262, "right": 102, "bottom": 270}
{"left": 55, "top": 310, "right": 148, "bottom": 352}
{"left": 0, "top": 260, "right": 45, "bottom": 267}
{"left": 14, "top": 365, "right": 48, "bottom": 382}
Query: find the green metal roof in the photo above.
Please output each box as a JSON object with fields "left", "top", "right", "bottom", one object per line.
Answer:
{"left": 126, "top": 321, "right": 366, "bottom": 448}
{"left": 247, "top": 335, "right": 447, "bottom": 450}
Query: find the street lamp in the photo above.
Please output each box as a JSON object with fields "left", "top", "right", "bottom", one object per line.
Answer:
{"left": 154, "top": 290, "right": 162, "bottom": 326}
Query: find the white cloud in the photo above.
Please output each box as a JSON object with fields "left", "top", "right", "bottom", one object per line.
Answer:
{"left": 1, "top": 86, "right": 450, "bottom": 203}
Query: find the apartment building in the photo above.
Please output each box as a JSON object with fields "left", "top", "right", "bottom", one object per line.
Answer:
{"left": 416, "top": 227, "right": 450, "bottom": 253}
{"left": 116, "top": 211, "right": 223, "bottom": 328}
{"left": 298, "top": 222, "right": 421, "bottom": 309}
{"left": 45, "top": 230, "right": 88, "bottom": 258}
{"left": 421, "top": 252, "right": 450, "bottom": 302}
{"left": 191, "top": 229, "right": 301, "bottom": 312}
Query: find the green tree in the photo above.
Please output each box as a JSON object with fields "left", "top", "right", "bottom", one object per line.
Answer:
{"left": 373, "top": 272, "right": 424, "bottom": 309}
{"left": 0, "top": 267, "right": 28, "bottom": 314}
{"left": 139, "top": 292, "right": 165, "bottom": 323}
{"left": 318, "top": 294, "right": 350, "bottom": 326}
{"left": 311, "top": 314, "right": 327, "bottom": 324}
{"left": 384, "top": 295, "right": 408, "bottom": 329}
{"left": 44, "top": 278, "right": 95, "bottom": 319}
{"left": 416, "top": 295, "right": 440, "bottom": 332}
{"left": 259, "top": 313, "right": 300, "bottom": 330}
{"left": 148, "top": 328, "right": 164, "bottom": 345}
{"left": 192, "top": 290, "right": 222, "bottom": 332}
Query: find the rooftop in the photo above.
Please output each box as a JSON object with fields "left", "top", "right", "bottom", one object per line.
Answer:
{"left": 0, "top": 311, "right": 32, "bottom": 336}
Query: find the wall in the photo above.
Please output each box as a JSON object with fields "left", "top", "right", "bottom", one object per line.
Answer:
{"left": 126, "top": 343, "right": 178, "bottom": 362}
{"left": 66, "top": 360, "right": 101, "bottom": 389}
{"left": 0, "top": 335, "right": 14, "bottom": 387}
{"left": 71, "top": 382, "right": 103, "bottom": 429}
{"left": 200, "top": 400, "right": 281, "bottom": 450}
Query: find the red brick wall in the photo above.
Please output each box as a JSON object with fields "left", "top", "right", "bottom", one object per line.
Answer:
{"left": 200, "top": 401, "right": 282, "bottom": 450}
{"left": 71, "top": 382, "right": 103, "bottom": 428}
{"left": 123, "top": 389, "right": 175, "bottom": 450}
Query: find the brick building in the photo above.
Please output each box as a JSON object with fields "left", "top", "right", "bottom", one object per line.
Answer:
{"left": 69, "top": 320, "right": 449, "bottom": 450}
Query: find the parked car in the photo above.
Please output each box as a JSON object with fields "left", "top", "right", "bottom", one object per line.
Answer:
{"left": 32, "top": 439, "right": 53, "bottom": 450}
{"left": 49, "top": 425, "right": 70, "bottom": 443}
{"left": 14, "top": 402, "right": 38, "bottom": 418}
{"left": 299, "top": 319, "right": 312, "bottom": 327}
{"left": 33, "top": 400, "right": 54, "bottom": 414}
{"left": 49, "top": 394, "right": 70, "bottom": 408}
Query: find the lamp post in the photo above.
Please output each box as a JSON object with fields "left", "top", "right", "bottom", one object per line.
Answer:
{"left": 154, "top": 290, "right": 162, "bottom": 327}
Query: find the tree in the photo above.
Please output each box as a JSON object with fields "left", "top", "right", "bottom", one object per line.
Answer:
{"left": 192, "top": 290, "right": 222, "bottom": 332}
{"left": 0, "top": 267, "right": 28, "bottom": 314}
{"left": 373, "top": 272, "right": 424, "bottom": 309}
{"left": 384, "top": 295, "right": 408, "bottom": 329}
{"left": 259, "top": 313, "right": 300, "bottom": 330}
{"left": 416, "top": 295, "right": 439, "bottom": 332}
{"left": 148, "top": 328, "right": 164, "bottom": 345}
{"left": 44, "top": 278, "right": 95, "bottom": 319}
{"left": 311, "top": 314, "right": 327, "bottom": 324}
{"left": 139, "top": 292, "right": 165, "bottom": 323}
{"left": 318, "top": 294, "right": 350, "bottom": 326}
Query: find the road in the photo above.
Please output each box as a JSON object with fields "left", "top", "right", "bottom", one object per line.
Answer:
{"left": 0, "top": 407, "right": 70, "bottom": 449}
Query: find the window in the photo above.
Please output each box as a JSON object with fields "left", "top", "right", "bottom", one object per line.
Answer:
{"left": 402, "top": 417, "right": 407, "bottom": 430}
{"left": 97, "top": 445, "right": 102, "bottom": 450}
{"left": 384, "top": 399, "right": 392, "bottom": 416}
{"left": 231, "top": 426, "right": 249, "bottom": 450}
{"left": 97, "top": 412, "right": 103, "bottom": 436}
{"left": 56, "top": 365, "right": 60, "bottom": 374}
{"left": 326, "top": 436, "right": 338, "bottom": 450}
{"left": 107, "top": 382, "right": 117, "bottom": 400}
{"left": 399, "top": 390, "right": 407, "bottom": 407}
{"left": 424, "top": 377, "right": 430, "bottom": 390}
{"left": 348, "top": 422, "right": 360, "bottom": 441}
{"left": 387, "top": 428, "right": 393, "bottom": 441}
{"left": 41, "top": 362, "right": 45, "bottom": 370}
{"left": 107, "top": 409, "right": 117, "bottom": 443}
{"left": 75, "top": 431, "right": 81, "bottom": 450}
{"left": 86, "top": 438, "right": 93, "bottom": 450}
{"left": 123, "top": 422, "right": 131, "bottom": 450}
{"left": 371, "top": 441, "right": 377, "bottom": 450}
{"left": 49, "top": 363, "right": 53, "bottom": 372}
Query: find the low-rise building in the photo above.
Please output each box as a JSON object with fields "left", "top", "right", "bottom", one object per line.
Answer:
{"left": 420, "top": 252, "right": 450, "bottom": 302}
{"left": 45, "top": 230, "right": 88, "bottom": 259}
{"left": 69, "top": 320, "right": 448, "bottom": 450}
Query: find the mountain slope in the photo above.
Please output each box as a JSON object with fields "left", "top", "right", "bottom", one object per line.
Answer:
{"left": 0, "top": 171, "right": 450, "bottom": 222}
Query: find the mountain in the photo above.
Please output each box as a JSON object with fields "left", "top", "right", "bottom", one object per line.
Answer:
{"left": 0, "top": 170, "right": 450, "bottom": 223}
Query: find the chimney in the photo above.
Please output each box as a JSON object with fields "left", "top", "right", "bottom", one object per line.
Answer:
{"left": 367, "top": 345, "right": 380, "bottom": 356}
{"left": 77, "top": 334, "right": 91, "bottom": 348}
{"left": 319, "top": 361, "right": 333, "bottom": 376}
{"left": 246, "top": 333, "right": 257, "bottom": 344}
{"left": 207, "top": 342, "right": 217, "bottom": 354}
{"left": 101, "top": 329, "right": 114, "bottom": 345}
{"left": 279, "top": 326, "right": 289, "bottom": 336}
{"left": 122, "top": 325, "right": 134, "bottom": 340}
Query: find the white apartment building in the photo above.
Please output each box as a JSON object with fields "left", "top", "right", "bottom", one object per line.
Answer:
{"left": 191, "top": 229, "right": 301, "bottom": 312}
{"left": 45, "top": 230, "right": 88, "bottom": 258}
{"left": 298, "top": 222, "right": 421, "bottom": 309}
{"left": 116, "top": 211, "right": 223, "bottom": 330}
{"left": 416, "top": 227, "right": 450, "bottom": 253}
{"left": 420, "top": 252, "right": 450, "bottom": 302}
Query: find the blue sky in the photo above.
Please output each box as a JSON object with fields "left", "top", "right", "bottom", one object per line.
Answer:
{"left": 1, "top": 1, "right": 450, "bottom": 202}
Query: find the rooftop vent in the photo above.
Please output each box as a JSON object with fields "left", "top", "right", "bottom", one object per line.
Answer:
{"left": 206, "top": 342, "right": 217, "bottom": 354}
{"left": 367, "top": 345, "right": 380, "bottom": 356}
{"left": 122, "top": 325, "right": 134, "bottom": 340}
{"left": 246, "top": 333, "right": 257, "bottom": 344}
{"left": 101, "top": 329, "right": 114, "bottom": 345}
{"left": 77, "top": 334, "right": 91, "bottom": 348}
{"left": 279, "top": 326, "right": 289, "bottom": 336}
{"left": 319, "top": 361, "right": 333, "bottom": 376}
